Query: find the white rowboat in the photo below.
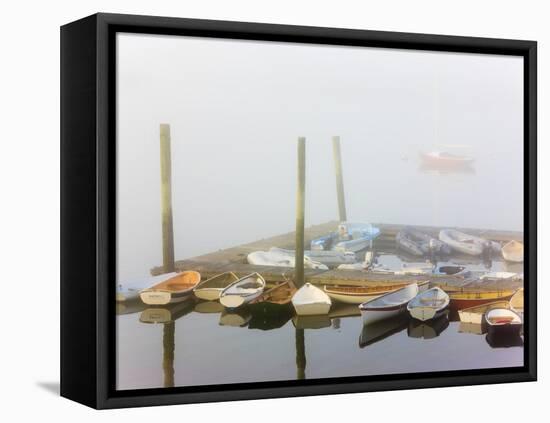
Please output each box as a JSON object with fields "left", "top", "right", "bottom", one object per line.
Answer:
{"left": 439, "top": 229, "right": 500, "bottom": 256}
{"left": 219, "top": 273, "right": 266, "bottom": 309}
{"left": 359, "top": 283, "right": 420, "bottom": 324}
{"left": 407, "top": 287, "right": 450, "bottom": 322}
{"left": 193, "top": 272, "right": 240, "bottom": 301}
{"left": 291, "top": 283, "right": 332, "bottom": 316}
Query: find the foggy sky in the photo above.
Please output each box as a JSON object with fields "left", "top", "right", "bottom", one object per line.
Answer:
{"left": 116, "top": 33, "right": 523, "bottom": 281}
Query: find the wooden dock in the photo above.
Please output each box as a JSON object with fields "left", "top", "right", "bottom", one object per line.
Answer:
{"left": 151, "top": 221, "right": 523, "bottom": 291}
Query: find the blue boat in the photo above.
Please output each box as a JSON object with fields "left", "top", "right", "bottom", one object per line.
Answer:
{"left": 310, "top": 222, "right": 381, "bottom": 253}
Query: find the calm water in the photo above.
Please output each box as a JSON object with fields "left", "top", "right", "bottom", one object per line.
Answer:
{"left": 116, "top": 253, "right": 524, "bottom": 391}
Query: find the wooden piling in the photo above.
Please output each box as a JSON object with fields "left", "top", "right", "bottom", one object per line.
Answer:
{"left": 160, "top": 124, "right": 175, "bottom": 273}
{"left": 295, "top": 137, "right": 306, "bottom": 288}
{"left": 332, "top": 136, "right": 347, "bottom": 222}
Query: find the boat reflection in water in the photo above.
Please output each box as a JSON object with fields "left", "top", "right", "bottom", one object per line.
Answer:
{"left": 116, "top": 298, "right": 148, "bottom": 316}
{"left": 486, "top": 332, "right": 524, "bottom": 348}
{"left": 292, "top": 315, "right": 332, "bottom": 330}
{"left": 219, "top": 309, "right": 252, "bottom": 327}
{"left": 359, "top": 315, "right": 408, "bottom": 348}
{"left": 139, "top": 297, "right": 195, "bottom": 324}
{"left": 458, "top": 321, "right": 485, "bottom": 335}
{"left": 193, "top": 300, "right": 224, "bottom": 314}
{"left": 407, "top": 312, "right": 449, "bottom": 339}
{"left": 248, "top": 303, "right": 294, "bottom": 331}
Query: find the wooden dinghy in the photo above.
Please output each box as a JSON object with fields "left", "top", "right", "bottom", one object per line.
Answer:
{"left": 140, "top": 271, "right": 201, "bottom": 305}
{"left": 291, "top": 283, "right": 332, "bottom": 316}
{"left": 447, "top": 289, "right": 516, "bottom": 310}
{"left": 485, "top": 308, "right": 522, "bottom": 337}
{"left": 323, "top": 283, "right": 410, "bottom": 305}
{"left": 502, "top": 240, "right": 524, "bottom": 263}
{"left": 117, "top": 272, "right": 177, "bottom": 302}
{"left": 396, "top": 227, "right": 451, "bottom": 256}
{"left": 193, "top": 272, "right": 240, "bottom": 301}
{"left": 249, "top": 280, "right": 297, "bottom": 306}
{"left": 458, "top": 300, "right": 511, "bottom": 325}
{"left": 219, "top": 273, "right": 266, "bottom": 309}
{"left": 359, "top": 283, "right": 420, "bottom": 324}
{"left": 407, "top": 287, "right": 450, "bottom": 322}
{"left": 439, "top": 229, "right": 500, "bottom": 256}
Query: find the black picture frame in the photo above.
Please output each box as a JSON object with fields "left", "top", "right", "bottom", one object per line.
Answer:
{"left": 60, "top": 12, "right": 537, "bottom": 409}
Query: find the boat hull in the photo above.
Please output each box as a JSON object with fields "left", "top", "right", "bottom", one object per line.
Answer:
{"left": 360, "top": 306, "right": 406, "bottom": 325}
{"left": 293, "top": 302, "right": 331, "bottom": 316}
{"left": 409, "top": 306, "right": 447, "bottom": 322}
{"left": 140, "top": 290, "right": 191, "bottom": 305}
{"left": 194, "top": 288, "right": 223, "bottom": 301}
{"left": 450, "top": 294, "right": 514, "bottom": 310}
{"left": 325, "top": 291, "right": 382, "bottom": 305}
{"left": 220, "top": 291, "right": 262, "bottom": 309}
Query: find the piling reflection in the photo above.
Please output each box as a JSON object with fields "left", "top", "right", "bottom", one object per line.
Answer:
{"left": 359, "top": 315, "right": 408, "bottom": 348}
{"left": 407, "top": 312, "right": 449, "bottom": 339}
{"left": 138, "top": 299, "right": 195, "bottom": 389}
{"left": 295, "top": 328, "right": 306, "bottom": 380}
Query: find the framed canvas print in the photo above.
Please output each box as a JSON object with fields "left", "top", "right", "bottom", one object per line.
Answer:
{"left": 60, "top": 13, "right": 537, "bottom": 409}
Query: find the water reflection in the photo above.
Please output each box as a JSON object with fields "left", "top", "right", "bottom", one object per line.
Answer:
{"left": 248, "top": 303, "right": 293, "bottom": 330}
{"left": 140, "top": 299, "right": 195, "bottom": 324}
{"left": 359, "top": 315, "right": 408, "bottom": 348}
{"left": 193, "top": 301, "right": 224, "bottom": 314}
{"left": 486, "top": 333, "right": 524, "bottom": 348}
{"left": 116, "top": 298, "right": 148, "bottom": 316}
{"left": 219, "top": 309, "right": 251, "bottom": 327}
{"left": 407, "top": 312, "right": 449, "bottom": 339}
{"left": 293, "top": 315, "right": 332, "bottom": 330}
{"left": 418, "top": 163, "right": 476, "bottom": 175}
{"left": 458, "top": 322, "right": 484, "bottom": 335}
